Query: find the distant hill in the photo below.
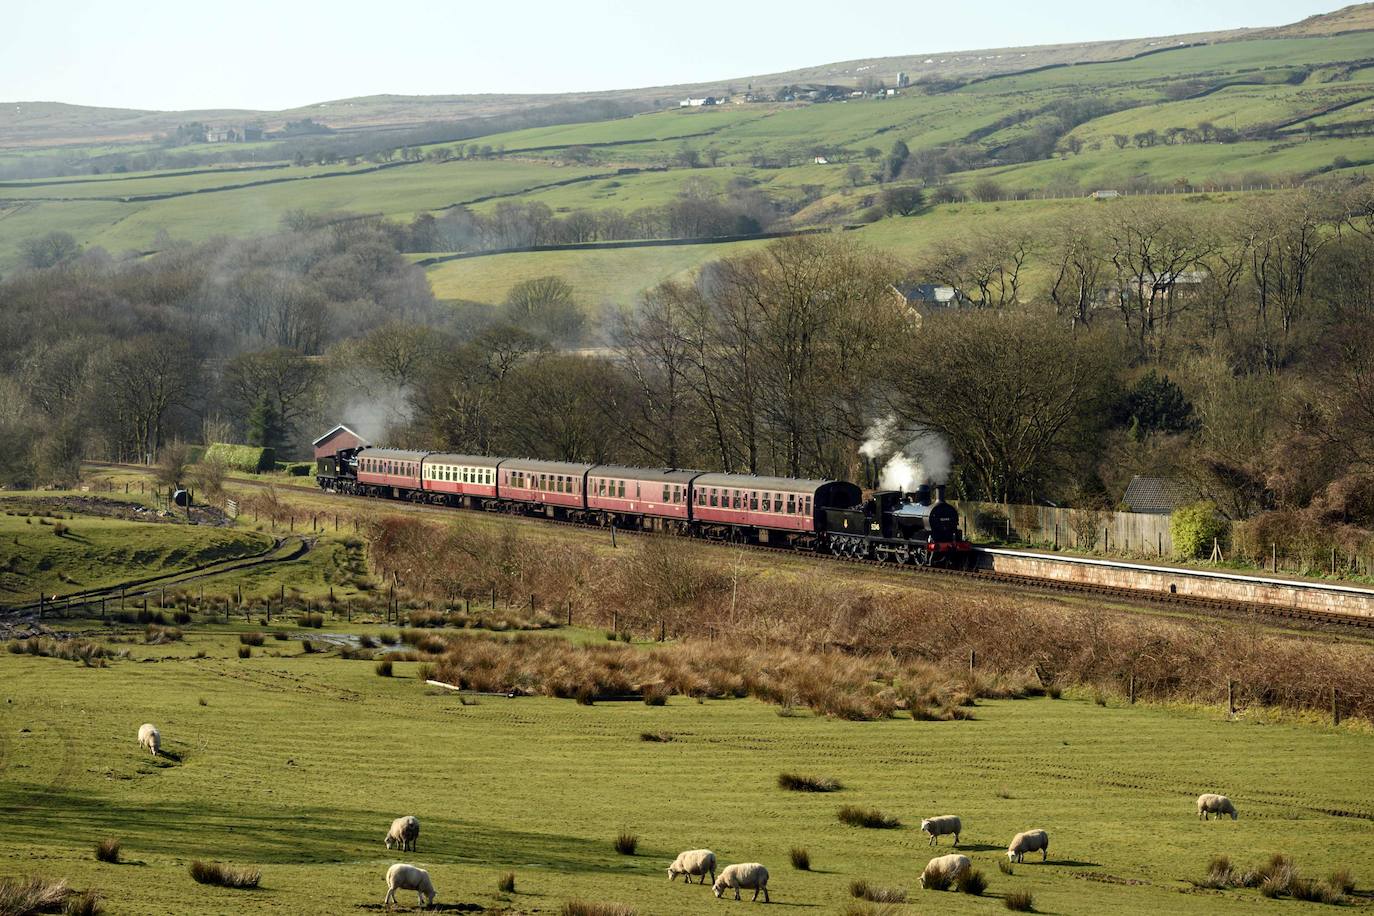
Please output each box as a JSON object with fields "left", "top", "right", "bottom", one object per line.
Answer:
{"left": 5, "top": 4, "right": 1372, "bottom": 148}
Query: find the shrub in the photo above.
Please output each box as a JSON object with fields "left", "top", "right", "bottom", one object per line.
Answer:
{"left": 379, "top": 630, "right": 399, "bottom": 645}
{"left": 838, "top": 805, "right": 900, "bottom": 828}
{"left": 0, "top": 876, "right": 73, "bottom": 915}
{"left": 561, "top": 903, "right": 635, "bottom": 916}
{"left": 300, "top": 640, "right": 316, "bottom": 654}
{"left": 63, "top": 888, "right": 104, "bottom": 916}
{"left": 498, "top": 872, "right": 516, "bottom": 894}
{"left": 188, "top": 861, "right": 260, "bottom": 888}
{"left": 94, "top": 838, "right": 120, "bottom": 863}
{"left": 789, "top": 847, "right": 811, "bottom": 871}
{"left": 144, "top": 625, "right": 182, "bottom": 644}
{"left": 957, "top": 868, "right": 987, "bottom": 896}
{"left": 614, "top": 831, "right": 638, "bottom": 855}
{"left": 239, "top": 633, "right": 265, "bottom": 647}
{"left": 1004, "top": 889, "right": 1034, "bottom": 911}
{"left": 203, "top": 443, "right": 275, "bottom": 473}
{"left": 1170, "top": 501, "right": 1228, "bottom": 560}
{"left": 296, "top": 613, "right": 324, "bottom": 628}
{"left": 642, "top": 684, "right": 669, "bottom": 706}
{"left": 778, "top": 772, "right": 842, "bottom": 792}
{"left": 357, "top": 634, "right": 377, "bottom": 649}
{"left": 1329, "top": 866, "right": 1355, "bottom": 895}
{"left": 1291, "top": 877, "right": 1342, "bottom": 904}
{"left": 1199, "top": 854, "right": 1233, "bottom": 889}
{"left": 272, "top": 631, "right": 289, "bottom": 641}
{"left": 639, "top": 731, "right": 674, "bottom": 742}
{"left": 375, "top": 659, "right": 393, "bottom": 677}
{"left": 849, "top": 879, "right": 906, "bottom": 902}
{"left": 238, "top": 646, "right": 251, "bottom": 659}
{"left": 998, "top": 859, "right": 1014, "bottom": 876}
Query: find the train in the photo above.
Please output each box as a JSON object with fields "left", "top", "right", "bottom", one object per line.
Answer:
{"left": 314, "top": 433, "right": 973, "bottom": 567}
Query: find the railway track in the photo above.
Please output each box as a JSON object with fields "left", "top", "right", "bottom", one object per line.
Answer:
{"left": 83, "top": 463, "right": 1374, "bottom": 634}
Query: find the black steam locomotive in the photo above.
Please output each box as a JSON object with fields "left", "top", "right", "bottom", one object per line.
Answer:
{"left": 823, "top": 484, "right": 970, "bottom": 566}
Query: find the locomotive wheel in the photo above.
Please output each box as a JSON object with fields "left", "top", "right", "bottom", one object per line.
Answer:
{"left": 894, "top": 546, "right": 911, "bottom": 565}
{"left": 915, "top": 547, "right": 931, "bottom": 566}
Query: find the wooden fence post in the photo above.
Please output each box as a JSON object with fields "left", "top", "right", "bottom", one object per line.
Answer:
{"left": 566, "top": 600, "right": 573, "bottom": 627}
{"left": 1128, "top": 673, "right": 1136, "bottom": 705}
{"left": 1332, "top": 687, "right": 1340, "bottom": 726}
{"left": 1227, "top": 680, "right": 1235, "bottom": 716}
{"left": 612, "top": 610, "right": 618, "bottom": 634}
{"left": 969, "top": 649, "right": 976, "bottom": 672}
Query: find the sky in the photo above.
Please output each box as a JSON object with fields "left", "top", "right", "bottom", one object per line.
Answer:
{"left": 1, "top": 0, "right": 1348, "bottom": 111}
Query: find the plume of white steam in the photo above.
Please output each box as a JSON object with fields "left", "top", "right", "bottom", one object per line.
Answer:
{"left": 859, "top": 414, "right": 951, "bottom": 492}
{"left": 336, "top": 381, "right": 413, "bottom": 444}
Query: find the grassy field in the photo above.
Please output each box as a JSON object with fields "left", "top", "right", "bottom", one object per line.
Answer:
{"left": 0, "top": 506, "right": 273, "bottom": 606}
{"left": 425, "top": 238, "right": 774, "bottom": 307}
{"left": 1, "top": 623, "right": 1371, "bottom": 915}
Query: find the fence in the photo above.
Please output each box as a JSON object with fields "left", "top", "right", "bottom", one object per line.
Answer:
{"left": 952, "top": 500, "right": 1174, "bottom": 558}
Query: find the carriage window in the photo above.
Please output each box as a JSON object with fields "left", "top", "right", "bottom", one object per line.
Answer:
{"left": 750, "top": 492, "right": 759, "bottom": 510}
{"left": 662, "top": 484, "right": 670, "bottom": 502}
{"left": 804, "top": 496, "right": 812, "bottom": 514}
{"left": 617, "top": 480, "right": 626, "bottom": 498}
{"left": 787, "top": 494, "right": 796, "bottom": 514}
{"left": 710, "top": 488, "right": 718, "bottom": 507}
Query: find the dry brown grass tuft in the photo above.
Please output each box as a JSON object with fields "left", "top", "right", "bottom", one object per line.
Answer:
{"left": 1004, "top": 888, "right": 1035, "bottom": 911}
{"left": 838, "top": 805, "right": 900, "bottom": 829}
{"left": 778, "top": 772, "right": 842, "bottom": 792}
{"left": 849, "top": 878, "right": 906, "bottom": 902}
{"left": 0, "top": 876, "right": 70, "bottom": 915}
{"left": 561, "top": 903, "right": 635, "bottom": 916}
{"left": 94, "top": 839, "right": 120, "bottom": 864}
{"left": 790, "top": 847, "right": 811, "bottom": 870}
{"left": 188, "top": 861, "right": 260, "bottom": 889}
{"left": 613, "top": 832, "right": 639, "bottom": 855}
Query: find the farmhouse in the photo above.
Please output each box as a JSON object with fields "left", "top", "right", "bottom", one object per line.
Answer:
{"left": 1121, "top": 476, "right": 1197, "bottom": 515}
{"left": 679, "top": 97, "right": 718, "bottom": 107}
{"left": 889, "top": 282, "right": 965, "bottom": 309}
{"left": 313, "top": 423, "right": 369, "bottom": 460}
{"left": 1090, "top": 189, "right": 1121, "bottom": 200}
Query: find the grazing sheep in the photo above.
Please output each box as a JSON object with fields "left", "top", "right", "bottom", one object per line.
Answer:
{"left": 920, "top": 815, "right": 962, "bottom": 847}
{"left": 1197, "top": 793, "right": 1238, "bottom": 820}
{"left": 669, "top": 849, "right": 717, "bottom": 885}
{"left": 385, "top": 815, "right": 420, "bottom": 852}
{"left": 137, "top": 723, "right": 160, "bottom": 756}
{"left": 919, "top": 853, "right": 972, "bottom": 889}
{"left": 713, "top": 863, "right": 770, "bottom": 902}
{"left": 1007, "top": 829, "right": 1050, "bottom": 864}
{"left": 384, "top": 863, "right": 435, "bottom": 910}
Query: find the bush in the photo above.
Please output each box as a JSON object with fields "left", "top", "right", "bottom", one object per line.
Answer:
{"left": 838, "top": 805, "right": 900, "bottom": 829}
{"left": 790, "top": 847, "right": 811, "bottom": 871}
{"left": 239, "top": 632, "right": 265, "bottom": 647}
{"left": 94, "top": 838, "right": 120, "bottom": 864}
{"left": 238, "top": 646, "right": 251, "bottom": 659}
{"left": 1328, "top": 866, "right": 1355, "bottom": 895}
{"left": 498, "top": 872, "right": 516, "bottom": 894}
{"left": 778, "top": 772, "right": 842, "bottom": 792}
{"left": 144, "top": 625, "right": 182, "bottom": 644}
{"left": 375, "top": 659, "right": 393, "bottom": 677}
{"left": 561, "top": 903, "right": 634, "bottom": 916}
{"left": 378, "top": 630, "right": 399, "bottom": 645}
{"left": 642, "top": 684, "right": 669, "bottom": 706}
{"left": 957, "top": 868, "right": 987, "bottom": 896}
{"left": 300, "top": 640, "right": 316, "bottom": 654}
{"left": 272, "top": 631, "right": 289, "bottom": 641}
{"left": 63, "top": 888, "right": 104, "bottom": 915}
{"left": 639, "top": 731, "right": 674, "bottom": 742}
{"left": 614, "top": 831, "right": 638, "bottom": 855}
{"left": 188, "top": 861, "right": 261, "bottom": 888}
{"left": 1170, "top": 501, "right": 1228, "bottom": 560}
{"left": 0, "top": 876, "right": 72, "bottom": 915}
{"left": 849, "top": 879, "right": 906, "bottom": 902}
{"left": 1004, "top": 889, "right": 1035, "bottom": 911}
{"left": 296, "top": 613, "right": 324, "bottom": 628}
{"left": 998, "top": 859, "right": 1014, "bottom": 876}
{"left": 203, "top": 443, "right": 275, "bottom": 473}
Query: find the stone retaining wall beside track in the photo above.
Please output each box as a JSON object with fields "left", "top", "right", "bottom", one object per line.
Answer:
{"left": 980, "top": 549, "right": 1374, "bottom": 619}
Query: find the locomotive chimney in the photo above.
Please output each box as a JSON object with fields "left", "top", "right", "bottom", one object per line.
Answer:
{"left": 914, "top": 483, "right": 931, "bottom": 505}
{"left": 935, "top": 484, "right": 946, "bottom": 503}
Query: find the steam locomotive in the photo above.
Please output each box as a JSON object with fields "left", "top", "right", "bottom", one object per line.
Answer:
{"left": 315, "top": 434, "right": 973, "bottom": 567}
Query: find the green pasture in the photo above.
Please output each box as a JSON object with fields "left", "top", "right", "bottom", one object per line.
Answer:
{"left": 1, "top": 625, "right": 1371, "bottom": 915}
{"left": 426, "top": 238, "right": 774, "bottom": 307}
{"left": 0, "top": 507, "right": 272, "bottom": 606}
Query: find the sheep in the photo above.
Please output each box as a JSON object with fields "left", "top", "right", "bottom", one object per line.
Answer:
{"left": 669, "top": 849, "right": 717, "bottom": 885}
{"left": 384, "top": 863, "right": 435, "bottom": 910}
{"left": 919, "top": 853, "right": 972, "bottom": 889}
{"left": 1007, "top": 829, "right": 1050, "bottom": 864}
{"left": 920, "top": 815, "right": 962, "bottom": 847}
{"left": 137, "top": 723, "right": 160, "bottom": 756}
{"left": 1197, "top": 793, "right": 1238, "bottom": 820}
{"left": 385, "top": 815, "right": 420, "bottom": 852}
{"left": 713, "top": 863, "right": 769, "bottom": 902}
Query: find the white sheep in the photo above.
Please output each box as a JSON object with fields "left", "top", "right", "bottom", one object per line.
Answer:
{"left": 1007, "top": 829, "right": 1050, "bottom": 863}
{"left": 920, "top": 815, "right": 962, "bottom": 847}
{"left": 385, "top": 816, "right": 420, "bottom": 852}
{"left": 919, "top": 853, "right": 971, "bottom": 889}
{"left": 1197, "top": 793, "right": 1238, "bottom": 820}
{"left": 137, "top": 723, "right": 160, "bottom": 756}
{"left": 669, "top": 848, "right": 717, "bottom": 885}
{"left": 384, "top": 863, "right": 435, "bottom": 910}
{"left": 713, "top": 862, "right": 769, "bottom": 902}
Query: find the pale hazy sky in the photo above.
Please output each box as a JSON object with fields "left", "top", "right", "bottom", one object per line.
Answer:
{"left": 2, "top": 0, "right": 1344, "bottom": 111}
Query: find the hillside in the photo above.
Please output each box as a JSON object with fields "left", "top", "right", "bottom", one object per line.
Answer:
{"left": 2, "top": 5, "right": 1373, "bottom": 290}
{"left": 5, "top": 6, "right": 1370, "bottom": 148}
